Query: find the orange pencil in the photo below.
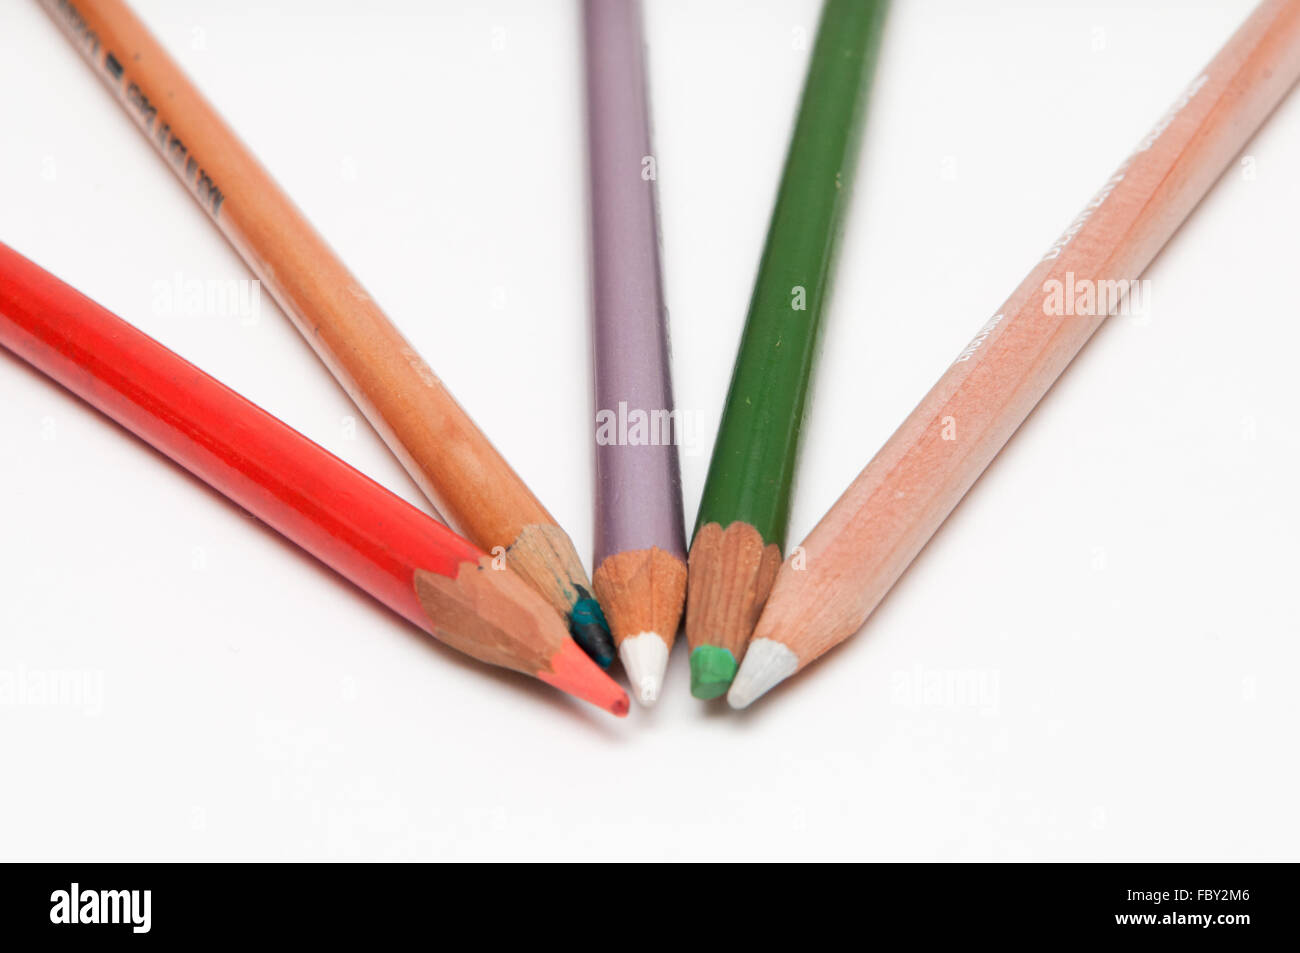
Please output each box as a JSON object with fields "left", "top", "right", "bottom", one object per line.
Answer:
{"left": 41, "top": 0, "right": 616, "bottom": 668}
{"left": 729, "top": 0, "right": 1300, "bottom": 707}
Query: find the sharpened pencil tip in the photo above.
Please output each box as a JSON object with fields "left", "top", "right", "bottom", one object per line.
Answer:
{"left": 538, "top": 638, "right": 630, "bottom": 716}
{"left": 727, "top": 638, "right": 799, "bottom": 709}
{"left": 618, "top": 632, "right": 669, "bottom": 707}
{"left": 689, "top": 645, "right": 737, "bottom": 699}
{"left": 570, "top": 586, "right": 617, "bottom": 669}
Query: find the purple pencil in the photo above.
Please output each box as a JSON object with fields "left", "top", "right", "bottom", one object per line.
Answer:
{"left": 584, "top": 0, "right": 687, "bottom": 706}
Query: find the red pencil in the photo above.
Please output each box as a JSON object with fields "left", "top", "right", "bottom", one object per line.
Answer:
{"left": 0, "top": 242, "right": 628, "bottom": 717}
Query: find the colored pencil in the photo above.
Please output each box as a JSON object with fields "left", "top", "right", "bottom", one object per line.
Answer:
{"left": 583, "top": 0, "right": 687, "bottom": 706}
{"left": 686, "top": 0, "right": 889, "bottom": 698}
{"left": 0, "top": 242, "right": 629, "bottom": 717}
{"left": 41, "top": 0, "right": 616, "bottom": 669}
{"left": 729, "top": 0, "right": 1300, "bottom": 709}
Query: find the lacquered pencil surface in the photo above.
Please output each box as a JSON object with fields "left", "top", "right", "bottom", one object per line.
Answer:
{"left": 730, "top": 0, "right": 1300, "bottom": 708}
{"left": 586, "top": 0, "right": 685, "bottom": 568}
{"left": 685, "top": 0, "right": 888, "bottom": 697}
{"left": 41, "top": 0, "right": 615, "bottom": 668}
{"left": 584, "top": 0, "right": 687, "bottom": 703}
{"left": 0, "top": 242, "right": 628, "bottom": 716}
{"left": 693, "top": 0, "right": 888, "bottom": 546}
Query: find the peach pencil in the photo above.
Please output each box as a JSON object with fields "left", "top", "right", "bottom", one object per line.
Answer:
{"left": 729, "top": 0, "right": 1300, "bottom": 707}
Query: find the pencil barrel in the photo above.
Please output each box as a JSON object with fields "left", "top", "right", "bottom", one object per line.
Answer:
{"left": 0, "top": 243, "right": 479, "bottom": 635}
{"left": 757, "top": 0, "right": 1300, "bottom": 669}
{"left": 693, "top": 0, "right": 889, "bottom": 549}
{"left": 39, "top": 0, "right": 553, "bottom": 550}
{"left": 584, "top": 0, "right": 687, "bottom": 566}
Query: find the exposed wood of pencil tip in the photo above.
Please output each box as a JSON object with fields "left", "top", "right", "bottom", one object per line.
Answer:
{"left": 592, "top": 547, "right": 688, "bottom": 647}
{"left": 414, "top": 555, "right": 628, "bottom": 716}
{"left": 750, "top": 552, "right": 867, "bottom": 666}
{"left": 685, "top": 521, "right": 782, "bottom": 659}
{"left": 504, "top": 523, "right": 594, "bottom": 617}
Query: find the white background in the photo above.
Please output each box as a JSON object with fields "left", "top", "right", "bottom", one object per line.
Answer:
{"left": 2, "top": 0, "right": 1297, "bottom": 861}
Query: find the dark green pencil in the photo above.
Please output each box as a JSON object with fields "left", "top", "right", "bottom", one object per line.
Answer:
{"left": 685, "top": 0, "right": 889, "bottom": 698}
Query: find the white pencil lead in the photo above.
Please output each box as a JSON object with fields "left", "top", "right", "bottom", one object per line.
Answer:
{"left": 727, "top": 638, "right": 799, "bottom": 709}
{"left": 619, "top": 632, "right": 669, "bottom": 707}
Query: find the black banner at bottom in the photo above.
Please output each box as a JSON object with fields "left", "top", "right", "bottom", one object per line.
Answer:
{"left": 0, "top": 862, "right": 1289, "bottom": 941}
